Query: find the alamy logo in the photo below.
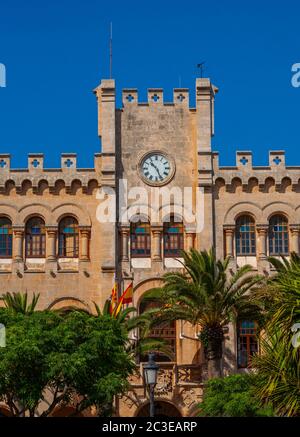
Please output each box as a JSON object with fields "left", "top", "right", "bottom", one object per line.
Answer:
{"left": 291, "top": 63, "right": 300, "bottom": 88}
{"left": 0, "top": 63, "right": 6, "bottom": 88}
{"left": 0, "top": 323, "right": 6, "bottom": 347}
{"left": 95, "top": 180, "right": 205, "bottom": 232}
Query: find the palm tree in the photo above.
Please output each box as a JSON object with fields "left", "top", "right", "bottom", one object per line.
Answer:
{"left": 145, "top": 249, "right": 263, "bottom": 378}
{"left": 1, "top": 292, "right": 40, "bottom": 315}
{"left": 258, "top": 252, "right": 300, "bottom": 335}
{"left": 93, "top": 300, "right": 174, "bottom": 359}
{"left": 251, "top": 253, "right": 300, "bottom": 416}
{"left": 252, "top": 331, "right": 300, "bottom": 416}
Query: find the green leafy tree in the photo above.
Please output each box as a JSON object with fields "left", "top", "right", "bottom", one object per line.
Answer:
{"left": 199, "top": 374, "right": 273, "bottom": 417}
{"left": 0, "top": 309, "right": 134, "bottom": 417}
{"left": 145, "top": 249, "right": 263, "bottom": 378}
{"left": 93, "top": 300, "right": 174, "bottom": 359}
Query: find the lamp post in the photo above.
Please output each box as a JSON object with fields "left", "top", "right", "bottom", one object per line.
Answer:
{"left": 143, "top": 353, "right": 159, "bottom": 418}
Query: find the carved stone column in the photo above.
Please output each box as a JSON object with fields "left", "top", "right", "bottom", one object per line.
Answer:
{"left": 290, "top": 225, "right": 300, "bottom": 254}
{"left": 120, "top": 225, "right": 130, "bottom": 262}
{"left": 257, "top": 224, "right": 268, "bottom": 259}
{"left": 46, "top": 226, "right": 57, "bottom": 261}
{"left": 185, "top": 226, "right": 196, "bottom": 252}
{"left": 223, "top": 225, "right": 235, "bottom": 258}
{"left": 79, "top": 226, "right": 91, "bottom": 261}
{"left": 151, "top": 226, "right": 163, "bottom": 261}
{"left": 12, "top": 226, "right": 24, "bottom": 262}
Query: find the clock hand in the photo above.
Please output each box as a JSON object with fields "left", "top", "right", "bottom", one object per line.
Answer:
{"left": 150, "top": 161, "right": 163, "bottom": 179}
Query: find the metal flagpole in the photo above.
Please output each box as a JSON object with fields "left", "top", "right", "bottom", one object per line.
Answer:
{"left": 109, "top": 22, "right": 113, "bottom": 79}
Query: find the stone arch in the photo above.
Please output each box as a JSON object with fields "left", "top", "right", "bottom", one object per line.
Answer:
{"left": 52, "top": 203, "right": 91, "bottom": 226}
{"left": 135, "top": 400, "right": 182, "bottom": 417}
{"left": 224, "top": 202, "right": 262, "bottom": 225}
{"left": 37, "top": 179, "right": 49, "bottom": 195}
{"left": 18, "top": 203, "right": 52, "bottom": 225}
{"left": 54, "top": 179, "right": 66, "bottom": 195}
{"left": 230, "top": 177, "right": 243, "bottom": 193}
{"left": 263, "top": 177, "right": 275, "bottom": 193}
{"left": 21, "top": 179, "right": 32, "bottom": 195}
{"left": 128, "top": 211, "right": 151, "bottom": 223}
{"left": 4, "top": 179, "right": 16, "bottom": 195}
{"left": 235, "top": 211, "right": 256, "bottom": 222}
{"left": 0, "top": 203, "right": 18, "bottom": 223}
{"left": 294, "top": 205, "right": 300, "bottom": 222}
{"left": 247, "top": 177, "right": 259, "bottom": 193}
{"left": 133, "top": 277, "right": 164, "bottom": 308}
{"left": 214, "top": 177, "right": 226, "bottom": 197}
{"left": 70, "top": 179, "right": 82, "bottom": 195}
{"left": 87, "top": 179, "right": 99, "bottom": 195}
{"left": 162, "top": 211, "right": 184, "bottom": 223}
{"left": 160, "top": 204, "right": 195, "bottom": 228}
{"left": 279, "top": 177, "right": 292, "bottom": 193}
{"left": 262, "top": 202, "right": 296, "bottom": 222}
{"left": 46, "top": 297, "right": 91, "bottom": 313}
{"left": 125, "top": 202, "right": 154, "bottom": 224}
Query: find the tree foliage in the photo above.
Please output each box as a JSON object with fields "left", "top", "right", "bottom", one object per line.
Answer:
{"left": 93, "top": 299, "right": 175, "bottom": 360}
{"left": 0, "top": 309, "right": 134, "bottom": 417}
{"left": 145, "top": 249, "right": 263, "bottom": 377}
{"left": 1, "top": 292, "right": 40, "bottom": 315}
{"left": 199, "top": 374, "right": 273, "bottom": 417}
{"left": 251, "top": 254, "right": 300, "bottom": 416}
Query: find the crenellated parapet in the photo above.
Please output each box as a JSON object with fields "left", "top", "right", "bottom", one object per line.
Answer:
{"left": 213, "top": 150, "right": 300, "bottom": 190}
{"left": 0, "top": 153, "right": 102, "bottom": 194}
{"left": 122, "top": 87, "right": 190, "bottom": 107}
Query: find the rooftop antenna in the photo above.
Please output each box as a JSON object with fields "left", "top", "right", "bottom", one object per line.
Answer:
{"left": 178, "top": 75, "right": 182, "bottom": 87}
{"left": 109, "top": 22, "right": 113, "bottom": 78}
{"left": 197, "top": 62, "right": 205, "bottom": 78}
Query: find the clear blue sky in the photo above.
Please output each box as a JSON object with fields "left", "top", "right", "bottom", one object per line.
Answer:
{"left": 0, "top": 0, "right": 299, "bottom": 168}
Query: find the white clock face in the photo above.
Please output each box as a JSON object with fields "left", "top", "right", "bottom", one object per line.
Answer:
{"left": 141, "top": 153, "right": 172, "bottom": 184}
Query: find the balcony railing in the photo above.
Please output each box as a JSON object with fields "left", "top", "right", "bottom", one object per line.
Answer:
{"left": 129, "top": 363, "right": 206, "bottom": 396}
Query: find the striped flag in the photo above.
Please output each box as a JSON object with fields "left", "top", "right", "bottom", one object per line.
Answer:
{"left": 110, "top": 282, "right": 118, "bottom": 314}
{"left": 115, "top": 282, "right": 133, "bottom": 316}
{"left": 122, "top": 282, "right": 133, "bottom": 304}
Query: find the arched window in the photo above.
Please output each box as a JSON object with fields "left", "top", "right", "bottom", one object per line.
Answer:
{"left": 269, "top": 214, "right": 289, "bottom": 255}
{"left": 25, "top": 217, "right": 46, "bottom": 257}
{"left": 163, "top": 217, "right": 184, "bottom": 258}
{"left": 139, "top": 299, "right": 176, "bottom": 362}
{"left": 130, "top": 222, "right": 151, "bottom": 257}
{"left": 237, "top": 320, "right": 258, "bottom": 368}
{"left": 0, "top": 218, "right": 12, "bottom": 257}
{"left": 58, "top": 217, "right": 79, "bottom": 258}
{"left": 235, "top": 215, "right": 256, "bottom": 256}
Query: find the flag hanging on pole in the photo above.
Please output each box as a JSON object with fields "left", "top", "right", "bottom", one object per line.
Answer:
{"left": 122, "top": 282, "right": 133, "bottom": 304}
{"left": 110, "top": 282, "right": 118, "bottom": 314}
{"left": 114, "top": 282, "right": 133, "bottom": 316}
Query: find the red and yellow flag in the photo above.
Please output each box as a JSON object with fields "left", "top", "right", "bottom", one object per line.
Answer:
{"left": 110, "top": 282, "right": 118, "bottom": 314}
{"left": 122, "top": 282, "right": 133, "bottom": 304}
{"left": 115, "top": 282, "right": 133, "bottom": 316}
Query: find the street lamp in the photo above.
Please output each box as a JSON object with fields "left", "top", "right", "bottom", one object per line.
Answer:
{"left": 143, "top": 353, "right": 159, "bottom": 418}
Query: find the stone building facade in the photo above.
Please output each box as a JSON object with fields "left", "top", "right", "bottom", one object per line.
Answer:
{"left": 0, "top": 76, "right": 298, "bottom": 416}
